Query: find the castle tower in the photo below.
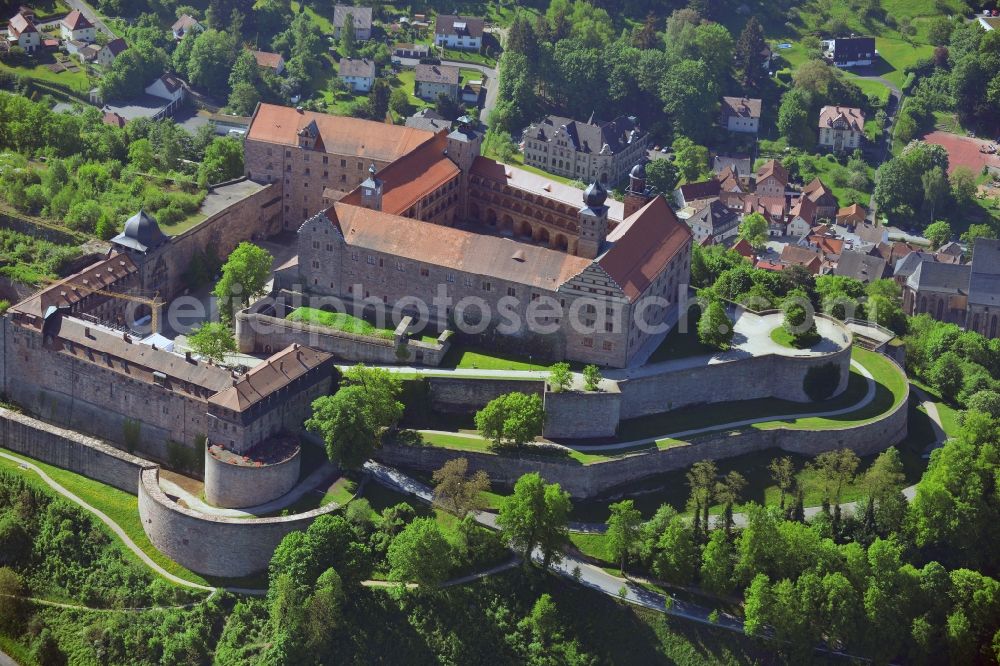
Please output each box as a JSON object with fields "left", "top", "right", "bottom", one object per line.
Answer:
{"left": 623, "top": 161, "right": 653, "bottom": 219}
{"left": 577, "top": 181, "right": 609, "bottom": 260}
{"left": 446, "top": 115, "right": 483, "bottom": 223}
{"left": 359, "top": 163, "right": 382, "bottom": 211}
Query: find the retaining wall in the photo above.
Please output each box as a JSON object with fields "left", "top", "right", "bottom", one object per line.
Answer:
{"left": 138, "top": 467, "right": 340, "bottom": 577}
{"left": 543, "top": 386, "right": 621, "bottom": 439}
{"left": 203, "top": 445, "right": 301, "bottom": 509}
{"left": 427, "top": 377, "right": 544, "bottom": 413}
{"left": 378, "top": 379, "right": 909, "bottom": 499}
{"left": 0, "top": 407, "right": 156, "bottom": 493}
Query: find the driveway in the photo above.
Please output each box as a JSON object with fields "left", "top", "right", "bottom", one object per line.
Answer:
{"left": 396, "top": 56, "right": 499, "bottom": 123}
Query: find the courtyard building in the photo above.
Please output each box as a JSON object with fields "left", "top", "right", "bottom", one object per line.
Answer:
{"left": 522, "top": 114, "right": 648, "bottom": 186}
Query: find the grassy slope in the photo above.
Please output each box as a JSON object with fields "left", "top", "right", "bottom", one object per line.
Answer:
{"left": 287, "top": 306, "right": 396, "bottom": 339}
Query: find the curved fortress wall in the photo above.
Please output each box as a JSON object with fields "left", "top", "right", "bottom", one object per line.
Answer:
{"left": 203, "top": 445, "right": 301, "bottom": 509}
{"left": 138, "top": 468, "right": 339, "bottom": 577}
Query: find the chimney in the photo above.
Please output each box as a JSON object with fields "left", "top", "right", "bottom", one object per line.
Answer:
{"left": 185, "top": 351, "right": 194, "bottom": 363}
{"left": 296, "top": 106, "right": 304, "bottom": 113}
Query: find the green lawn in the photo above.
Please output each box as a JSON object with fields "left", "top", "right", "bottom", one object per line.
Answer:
{"left": 441, "top": 47, "right": 496, "bottom": 67}
{"left": 291, "top": 0, "right": 333, "bottom": 34}
{"left": 0, "top": 448, "right": 214, "bottom": 588}
{"left": 288, "top": 306, "right": 396, "bottom": 339}
{"left": 159, "top": 213, "right": 207, "bottom": 237}
{"left": 439, "top": 344, "right": 555, "bottom": 371}
{"left": 0, "top": 58, "right": 92, "bottom": 97}
{"left": 569, "top": 531, "right": 613, "bottom": 563}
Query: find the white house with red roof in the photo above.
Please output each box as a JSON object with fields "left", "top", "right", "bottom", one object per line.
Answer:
{"left": 7, "top": 11, "right": 39, "bottom": 52}
{"left": 97, "top": 38, "right": 128, "bottom": 67}
{"left": 60, "top": 10, "right": 95, "bottom": 42}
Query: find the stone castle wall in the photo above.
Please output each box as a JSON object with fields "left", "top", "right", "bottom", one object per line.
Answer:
{"left": 618, "top": 331, "right": 853, "bottom": 421}
{"left": 235, "top": 298, "right": 449, "bottom": 367}
{"left": 158, "top": 180, "right": 281, "bottom": 299}
{"left": 378, "top": 377, "right": 908, "bottom": 499}
{"left": 0, "top": 407, "right": 156, "bottom": 493}
{"left": 427, "top": 377, "right": 544, "bottom": 413}
{"left": 543, "top": 386, "right": 621, "bottom": 439}
{"left": 138, "top": 467, "right": 340, "bottom": 577}
{"left": 203, "top": 445, "right": 301, "bottom": 509}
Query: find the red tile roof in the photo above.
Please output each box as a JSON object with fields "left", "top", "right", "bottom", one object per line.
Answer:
{"left": 247, "top": 104, "right": 434, "bottom": 160}
{"left": 102, "top": 111, "right": 126, "bottom": 127}
{"left": 8, "top": 12, "right": 36, "bottom": 35}
{"left": 61, "top": 9, "right": 93, "bottom": 30}
{"left": 732, "top": 238, "right": 755, "bottom": 259}
{"left": 756, "top": 159, "right": 788, "bottom": 185}
{"left": 818, "top": 105, "right": 865, "bottom": 130}
{"left": 251, "top": 49, "right": 283, "bottom": 70}
{"left": 721, "top": 96, "right": 762, "bottom": 120}
{"left": 210, "top": 345, "right": 333, "bottom": 412}
{"left": 600, "top": 196, "right": 692, "bottom": 301}
{"left": 340, "top": 131, "right": 460, "bottom": 215}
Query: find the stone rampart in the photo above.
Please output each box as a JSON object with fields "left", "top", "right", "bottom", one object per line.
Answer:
{"left": 543, "top": 385, "right": 621, "bottom": 439}
{"left": 235, "top": 302, "right": 449, "bottom": 366}
{"left": 427, "top": 377, "right": 544, "bottom": 413}
{"left": 203, "top": 444, "right": 301, "bottom": 509}
{"left": 378, "top": 378, "right": 909, "bottom": 499}
{"left": 0, "top": 407, "right": 156, "bottom": 493}
{"left": 618, "top": 321, "right": 853, "bottom": 420}
{"left": 138, "top": 467, "right": 340, "bottom": 577}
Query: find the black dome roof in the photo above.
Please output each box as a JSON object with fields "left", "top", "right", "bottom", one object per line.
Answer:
{"left": 583, "top": 181, "right": 608, "bottom": 208}
{"left": 113, "top": 209, "right": 168, "bottom": 253}
{"left": 630, "top": 161, "right": 647, "bottom": 179}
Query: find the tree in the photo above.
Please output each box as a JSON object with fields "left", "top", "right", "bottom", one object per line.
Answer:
{"left": 340, "top": 12, "right": 357, "bottom": 58}
{"left": 339, "top": 364, "right": 404, "bottom": 436}
{"left": 198, "top": 136, "right": 244, "bottom": 187}
{"left": 187, "top": 322, "right": 236, "bottom": 363}
{"left": 660, "top": 60, "right": 719, "bottom": 142}
{"left": 687, "top": 460, "right": 717, "bottom": 538}
{"left": 186, "top": 29, "right": 238, "bottom": 92}
{"left": 213, "top": 242, "right": 273, "bottom": 322}
{"left": 227, "top": 81, "right": 260, "bottom": 116}
{"left": 605, "top": 500, "right": 642, "bottom": 574}
{"left": 769, "top": 456, "right": 796, "bottom": 512}
{"left": 0, "top": 567, "right": 24, "bottom": 634}
{"left": 925, "top": 220, "right": 952, "bottom": 250}
{"left": 862, "top": 447, "right": 907, "bottom": 534}
{"left": 497, "top": 473, "right": 571, "bottom": 568}
{"left": 651, "top": 514, "right": 699, "bottom": 584}
{"left": 783, "top": 289, "right": 819, "bottom": 347}
{"left": 387, "top": 517, "right": 451, "bottom": 586}
{"left": 549, "top": 362, "right": 572, "bottom": 392}
{"left": 645, "top": 158, "right": 679, "bottom": 195}
{"left": 474, "top": 392, "right": 544, "bottom": 450}
{"left": 582, "top": 364, "right": 601, "bottom": 391}
{"left": 673, "top": 136, "right": 709, "bottom": 182}
{"left": 778, "top": 87, "right": 814, "bottom": 147}
{"left": 368, "top": 78, "right": 391, "bottom": 121}
{"left": 738, "top": 211, "right": 768, "bottom": 250}
{"left": 431, "top": 457, "right": 490, "bottom": 518}
{"left": 389, "top": 87, "right": 412, "bottom": 118}
{"left": 950, "top": 166, "right": 977, "bottom": 208}
{"left": 715, "top": 471, "right": 747, "bottom": 534}
{"left": 698, "top": 299, "right": 733, "bottom": 350}
{"left": 734, "top": 16, "right": 766, "bottom": 86}
{"left": 929, "top": 351, "right": 964, "bottom": 403}
{"left": 303, "top": 568, "right": 345, "bottom": 653}
{"left": 700, "top": 529, "right": 735, "bottom": 594}
{"left": 306, "top": 386, "right": 376, "bottom": 469}
{"left": 807, "top": 449, "right": 859, "bottom": 525}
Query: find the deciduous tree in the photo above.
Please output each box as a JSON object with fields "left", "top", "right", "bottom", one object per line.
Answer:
{"left": 213, "top": 242, "right": 273, "bottom": 322}
{"left": 187, "top": 322, "right": 236, "bottom": 364}
{"left": 431, "top": 457, "right": 490, "bottom": 518}
{"left": 497, "top": 473, "right": 571, "bottom": 568}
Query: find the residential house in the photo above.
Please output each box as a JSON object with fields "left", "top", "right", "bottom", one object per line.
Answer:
{"left": 66, "top": 39, "right": 99, "bottom": 61}
{"left": 835, "top": 250, "right": 886, "bottom": 284}
{"left": 7, "top": 11, "right": 39, "bottom": 52}
{"left": 856, "top": 220, "right": 889, "bottom": 246}
{"left": 711, "top": 155, "right": 753, "bottom": 187}
{"left": 741, "top": 195, "right": 787, "bottom": 236}
{"left": 414, "top": 63, "right": 459, "bottom": 101}
{"left": 903, "top": 261, "right": 971, "bottom": 324}
{"left": 171, "top": 14, "right": 203, "bottom": 40}
{"left": 685, "top": 199, "right": 740, "bottom": 244}
{"left": 393, "top": 43, "right": 429, "bottom": 58}
{"left": 434, "top": 14, "right": 485, "bottom": 51}
{"left": 732, "top": 238, "right": 756, "bottom": 262}
{"left": 837, "top": 203, "right": 867, "bottom": 228}
{"left": 333, "top": 5, "right": 373, "bottom": 41}
{"left": 97, "top": 38, "right": 127, "bottom": 67}
{"left": 462, "top": 80, "right": 482, "bottom": 104}
{"left": 102, "top": 111, "right": 126, "bottom": 128}
{"left": 818, "top": 106, "right": 865, "bottom": 152}
{"left": 936, "top": 241, "right": 964, "bottom": 265}
{"left": 979, "top": 16, "right": 1000, "bottom": 31}
{"left": 338, "top": 57, "right": 375, "bottom": 93}
{"left": 825, "top": 36, "right": 876, "bottom": 67}
{"left": 755, "top": 159, "right": 788, "bottom": 198}
{"left": 252, "top": 50, "right": 285, "bottom": 75}
{"left": 60, "top": 10, "right": 95, "bottom": 42}
{"left": 675, "top": 179, "right": 720, "bottom": 210}
{"left": 780, "top": 244, "right": 822, "bottom": 274}
{"left": 787, "top": 195, "right": 818, "bottom": 238}
{"left": 144, "top": 73, "right": 186, "bottom": 115}
{"left": 967, "top": 239, "right": 1000, "bottom": 338}
{"left": 405, "top": 108, "right": 449, "bottom": 132}
{"left": 802, "top": 178, "right": 838, "bottom": 218}
{"left": 720, "top": 96, "right": 761, "bottom": 133}
{"left": 755, "top": 259, "right": 785, "bottom": 272}
{"left": 522, "top": 114, "right": 648, "bottom": 186}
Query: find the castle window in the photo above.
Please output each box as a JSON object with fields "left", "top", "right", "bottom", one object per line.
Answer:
{"left": 396, "top": 261, "right": 405, "bottom": 272}
{"left": 341, "top": 159, "right": 346, "bottom": 167}
{"left": 285, "top": 150, "right": 291, "bottom": 157}
{"left": 324, "top": 171, "right": 329, "bottom": 178}
{"left": 420, "top": 267, "right": 430, "bottom": 277}
{"left": 582, "top": 338, "right": 593, "bottom": 348}
{"left": 507, "top": 287, "right": 516, "bottom": 297}
{"left": 482, "top": 281, "right": 492, "bottom": 292}
{"left": 602, "top": 341, "right": 614, "bottom": 351}
{"left": 313, "top": 241, "right": 319, "bottom": 249}
{"left": 323, "top": 156, "right": 329, "bottom": 164}
{"left": 357, "top": 162, "right": 363, "bottom": 170}
{"left": 446, "top": 273, "right": 455, "bottom": 283}
{"left": 303, "top": 154, "right": 309, "bottom": 162}
{"left": 352, "top": 252, "right": 359, "bottom": 261}
{"left": 326, "top": 244, "right": 333, "bottom": 251}
{"left": 267, "top": 148, "right": 272, "bottom": 156}
{"left": 304, "top": 168, "right": 311, "bottom": 175}
{"left": 378, "top": 258, "right": 384, "bottom": 267}
{"left": 605, "top": 322, "right": 613, "bottom": 332}
{"left": 531, "top": 292, "right": 539, "bottom": 301}
{"left": 464, "top": 277, "right": 473, "bottom": 287}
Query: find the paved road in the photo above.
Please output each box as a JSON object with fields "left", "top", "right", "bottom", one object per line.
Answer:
{"left": 850, "top": 69, "right": 903, "bottom": 221}
{"left": 0, "top": 650, "right": 15, "bottom": 666}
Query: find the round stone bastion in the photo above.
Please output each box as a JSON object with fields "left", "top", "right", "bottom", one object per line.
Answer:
{"left": 203, "top": 437, "right": 301, "bottom": 509}
{"left": 139, "top": 467, "right": 339, "bottom": 577}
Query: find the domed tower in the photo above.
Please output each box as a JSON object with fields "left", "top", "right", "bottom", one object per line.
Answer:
{"left": 624, "top": 160, "right": 653, "bottom": 219}
{"left": 577, "top": 181, "right": 609, "bottom": 260}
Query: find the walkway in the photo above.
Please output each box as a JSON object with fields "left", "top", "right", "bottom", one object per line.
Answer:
{"left": 157, "top": 461, "right": 340, "bottom": 518}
